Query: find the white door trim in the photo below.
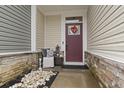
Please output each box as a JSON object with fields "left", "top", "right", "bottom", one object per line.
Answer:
{"left": 61, "top": 9, "right": 87, "bottom": 66}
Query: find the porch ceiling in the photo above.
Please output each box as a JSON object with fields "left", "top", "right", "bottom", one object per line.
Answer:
{"left": 38, "top": 5, "right": 88, "bottom": 15}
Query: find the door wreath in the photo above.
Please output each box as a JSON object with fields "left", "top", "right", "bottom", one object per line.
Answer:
{"left": 71, "top": 24, "right": 78, "bottom": 33}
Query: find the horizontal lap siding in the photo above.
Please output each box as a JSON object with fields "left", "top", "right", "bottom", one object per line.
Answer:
{"left": 0, "top": 5, "right": 31, "bottom": 53}
{"left": 45, "top": 15, "right": 61, "bottom": 48}
{"left": 36, "top": 8, "right": 44, "bottom": 50}
{"left": 87, "top": 5, "right": 124, "bottom": 59}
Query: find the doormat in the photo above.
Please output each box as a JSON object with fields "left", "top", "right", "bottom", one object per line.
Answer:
{"left": 62, "top": 64, "right": 89, "bottom": 69}
{"left": 1, "top": 70, "right": 59, "bottom": 88}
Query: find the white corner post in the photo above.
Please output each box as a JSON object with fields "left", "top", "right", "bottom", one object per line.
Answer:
{"left": 31, "top": 5, "right": 37, "bottom": 52}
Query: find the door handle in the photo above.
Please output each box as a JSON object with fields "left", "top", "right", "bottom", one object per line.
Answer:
{"left": 66, "top": 44, "right": 68, "bottom": 48}
{"left": 66, "top": 44, "right": 68, "bottom": 51}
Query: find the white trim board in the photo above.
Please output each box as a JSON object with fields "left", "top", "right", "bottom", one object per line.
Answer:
{"left": 44, "top": 15, "right": 46, "bottom": 48}
{"left": 31, "top": 5, "right": 37, "bottom": 52}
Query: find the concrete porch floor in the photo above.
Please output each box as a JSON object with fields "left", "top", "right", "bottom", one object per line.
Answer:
{"left": 44, "top": 67, "right": 100, "bottom": 88}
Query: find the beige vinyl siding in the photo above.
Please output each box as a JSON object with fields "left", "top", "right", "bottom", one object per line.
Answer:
{"left": 0, "top": 5, "right": 31, "bottom": 53}
{"left": 87, "top": 5, "right": 124, "bottom": 60}
{"left": 45, "top": 15, "right": 61, "bottom": 49}
{"left": 36, "top": 8, "right": 44, "bottom": 50}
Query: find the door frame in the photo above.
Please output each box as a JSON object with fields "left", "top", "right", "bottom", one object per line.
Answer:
{"left": 61, "top": 10, "right": 87, "bottom": 66}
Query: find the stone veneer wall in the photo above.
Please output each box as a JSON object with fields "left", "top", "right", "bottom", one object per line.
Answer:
{"left": 0, "top": 53, "right": 38, "bottom": 87}
{"left": 85, "top": 51, "right": 124, "bottom": 88}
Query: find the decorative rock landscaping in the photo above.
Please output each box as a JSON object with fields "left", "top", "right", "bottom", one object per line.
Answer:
{"left": 9, "top": 70, "right": 57, "bottom": 88}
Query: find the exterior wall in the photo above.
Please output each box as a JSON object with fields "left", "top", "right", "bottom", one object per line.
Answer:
{"left": 36, "top": 7, "right": 87, "bottom": 65}
{"left": 36, "top": 8, "right": 45, "bottom": 50}
{"left": 0, "top": 5, "right": 31, "bottom": 53}
{"left": 45, "top": 15, "right": 61, "bottom": 49}
{"left": 85, "top": 51, "right": 124, "bottom": 88}
{"left": 39, "top": 8, "right": 87, "bottom": 65}
{"left": 0, "top": 53, "right": 38, "bottom": 87}
{"left": 87, "top": 5, "right": 124, "bottom": 63}
{"left": 86, "top": 5, "right": 124, "bottom": 88}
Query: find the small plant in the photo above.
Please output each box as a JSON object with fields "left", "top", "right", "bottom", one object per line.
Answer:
{"left": 54, "top": 44, "right": 60, "bottom": 57}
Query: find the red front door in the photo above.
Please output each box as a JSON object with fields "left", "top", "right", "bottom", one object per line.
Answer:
{"left": 66, "top": 23, "right": 83, "bottom": 62}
